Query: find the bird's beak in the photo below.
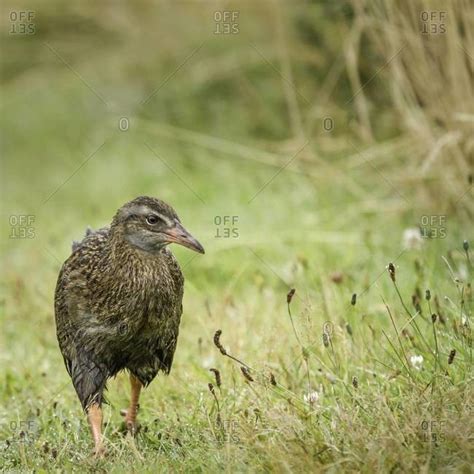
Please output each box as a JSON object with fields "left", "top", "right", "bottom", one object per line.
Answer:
{"left": 164, "top": 222, "right": 205, "bottom": 254}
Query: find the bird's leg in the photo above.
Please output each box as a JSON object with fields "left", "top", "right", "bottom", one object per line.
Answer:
{"left": 87, "top": 403, "right": 105, "bottom": 457}
{"left": 121, "top": 373, "right": 142, "bottom": 435}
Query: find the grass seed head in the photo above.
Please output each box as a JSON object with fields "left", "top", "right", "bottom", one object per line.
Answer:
{"left": 448, "top": 349, "right": 456, "bottom": 365}
{"left": 431, "top": 313, "right": 437, "bottom": 323}
{"left": 425, "top": 289, "right": 431, "bottom": 301}
{"left": 322, "top": 332, "right": 330, "bottom": 347}
{"left": 388, "top": 263, "right": 396, "bottom": 282}
{"left": 463, "top": 240, "right": 469, "bottom": 252}
{"left": 213, "top": 329, "right": 227, "bottom": 355}
{"left": 352, "top": 376, "right": 358, "bottom": 388}
{"left": 287, "top": 288, "right": 296, "bottom": 304}
{"left": 351, "top": 293, "right": 357, "bottom": 305}
{"left": 208, "top": 382, "right": 215, "bottom": 395}
{"left": 240, "top": 366, "right": 254, "bottom": 382}
{"left": 210, "top": 368, "right": 221, "bottom": 387}
{"left": 270, "top": 372, "right": 277, "bottom": 386}
{"left": 412, "top": 294, "right": 422, "bottom": 314}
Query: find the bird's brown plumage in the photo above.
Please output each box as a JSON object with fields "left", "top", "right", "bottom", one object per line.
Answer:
{"left": 54, "top": 196, "right": 202, "bottom": 410}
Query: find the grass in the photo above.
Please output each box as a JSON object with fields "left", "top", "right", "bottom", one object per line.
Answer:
{"left": 1, "top": 0, "right": 473, "bottom": 472}
{"left": 2, "top": 119, "right": 472, "bottom": 471}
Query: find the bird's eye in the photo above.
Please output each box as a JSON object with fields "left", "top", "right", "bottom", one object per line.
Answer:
{"left": 146, "top": 215, "right": 160, "bottom": 225}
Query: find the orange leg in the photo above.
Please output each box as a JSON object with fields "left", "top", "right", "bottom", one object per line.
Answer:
{"left": 87, "top": 403, "right": 105, "bottom": 457}
{"left": 121, "top": 374, "right": 142, "bottom": 435}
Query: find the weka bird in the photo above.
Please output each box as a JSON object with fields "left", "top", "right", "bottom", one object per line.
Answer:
{"left": 54, "top": 196, "right": 204, "bottom": 455}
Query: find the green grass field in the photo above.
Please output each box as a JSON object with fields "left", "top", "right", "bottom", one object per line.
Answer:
{"left": 1, "top": 1, "right": 473, "bottom": 472}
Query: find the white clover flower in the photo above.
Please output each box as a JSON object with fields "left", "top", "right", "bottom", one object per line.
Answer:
{"left": 303, "top": 391, "right": 320, "bottom": 405}
{"left": 410, "top": 355, "right": 424, "bottom": 370}
{"left": 402, "top": 228, "right": 423, "bottom": 250}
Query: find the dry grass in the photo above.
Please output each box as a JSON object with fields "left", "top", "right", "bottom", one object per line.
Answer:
{"left": 347, "top": 0, "right": 473, "bottom": 218}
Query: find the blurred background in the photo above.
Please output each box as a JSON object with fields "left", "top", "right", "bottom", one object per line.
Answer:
{"left": 2, "top": 0, "right": 472, "bottom": 283}
{"left": 0, "top": 0, "right": 473, "bottom": 469}
{"left": 2, "top": 0, "right": 472, "bottom": 223}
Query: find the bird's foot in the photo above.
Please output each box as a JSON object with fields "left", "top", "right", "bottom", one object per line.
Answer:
{"left": 120, "top": 408, "right": 140, "bottom": 436}
{"left": 92, "top": 444, "right": 107, "bottom": 459}
{"left": 126, "top": 419, "right": 139, "bottom": 436}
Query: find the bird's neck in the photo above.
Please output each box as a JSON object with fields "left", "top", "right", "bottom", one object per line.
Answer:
{"left": 106, "top": 227, "right": 167, "bottom": 282}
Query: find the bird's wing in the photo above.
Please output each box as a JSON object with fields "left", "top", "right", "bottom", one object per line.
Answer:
{"left": 54, "top": 227, "right": 110, "bottom": 373}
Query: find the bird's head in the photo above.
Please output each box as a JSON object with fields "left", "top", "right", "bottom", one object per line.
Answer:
{"left": 111, "top": 196, "right": 205, "bottom": 254}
